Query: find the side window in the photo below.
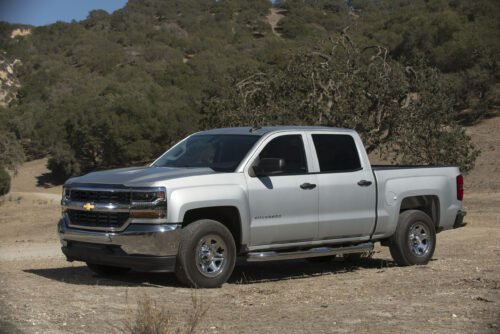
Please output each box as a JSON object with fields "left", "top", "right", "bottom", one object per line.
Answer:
{"left": 312, "top": 134, "right": 362, "bottom": 172}
{"left": 259, "top": 135, "right": 308, "bottom": 175}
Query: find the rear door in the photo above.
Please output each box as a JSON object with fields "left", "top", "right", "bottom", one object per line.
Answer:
{"left": 308, "top": 132, "right": 376, "bottom": 241}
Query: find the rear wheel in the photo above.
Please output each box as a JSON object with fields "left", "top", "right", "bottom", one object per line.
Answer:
{"left": 86, "top": 263, "right": 130, "bottom": 276}
{"left": 175, "top": 220, "right": 236, "bottom": 288}
{"left": 389, "top": 210, "right": 436, "bottom": 266}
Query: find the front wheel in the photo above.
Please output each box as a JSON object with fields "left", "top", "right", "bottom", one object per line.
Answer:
{"left": 389, "top": 210, "right": 436, "bottom": 266}
{"left": 175, "top": 220, "right": 236, "bottom": 288}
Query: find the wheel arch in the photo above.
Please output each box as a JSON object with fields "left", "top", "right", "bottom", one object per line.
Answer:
{"left": 182, "top": 206, "right": 244, "bottom": 253}
{"left": 399, "top": 195, "right": 440, "bottom": 228}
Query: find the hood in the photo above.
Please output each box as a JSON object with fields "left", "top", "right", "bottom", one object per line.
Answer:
{"left": 66, "top": 166, "right": 216, "bottom": 187}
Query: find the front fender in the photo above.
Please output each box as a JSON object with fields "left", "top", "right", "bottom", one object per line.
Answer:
{"left": 167, "top": 185, "right": 250, "bottom": 245}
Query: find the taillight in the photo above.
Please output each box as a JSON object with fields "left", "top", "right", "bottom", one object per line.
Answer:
{"left": 456, "top": 174, "right": 464, "bottom": 201}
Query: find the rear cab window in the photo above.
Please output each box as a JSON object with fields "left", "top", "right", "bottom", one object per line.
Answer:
{"left": 312, "top": 134, "right": 362, "bottom": 173}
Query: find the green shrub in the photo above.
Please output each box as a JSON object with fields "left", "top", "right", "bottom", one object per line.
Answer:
{"left": 0, "top": 167, "right": 10, "bottom": 196}
{"left": 47, "top": 146, "right": 81, "bottom": 182}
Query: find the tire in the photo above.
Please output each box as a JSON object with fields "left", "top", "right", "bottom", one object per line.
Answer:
{"left": 86, "top": 263, "right": 130, "bottom": 276}
{"left": 389, "top": 210, "right": 436, "bottom": 266}
{"left": 175, "top": 220, "right": 236, "bottom": 288}
{"left": 306, "top": 255, "right": 336, "bottom": 263}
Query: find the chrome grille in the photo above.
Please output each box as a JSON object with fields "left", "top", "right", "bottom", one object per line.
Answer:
{"left": 70, "top": 190, "right": 131, "bottom": 204}
{"left": 67, "top": 210, "right": 129, "bottom": 229}
{"left": 62, "top": 185, "right": 167, "bottom": 231}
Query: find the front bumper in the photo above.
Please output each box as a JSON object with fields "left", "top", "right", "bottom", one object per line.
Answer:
{"left": 58, "top": 217, "right": 182, "bottom": 272}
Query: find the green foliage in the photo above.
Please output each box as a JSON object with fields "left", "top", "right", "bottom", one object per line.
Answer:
{"left": 1, "top": 0, "right": 279, "bottom": 180}
{"left": 0, "top": 167, "right": 10, "bottom": 196}
{"left": 202, "top": 33, "right": 479, "bottom": 172}
{"left": 0, "top": 131, "right": 25, "bottom": 170}
{"left": 276, "top": 0, "right": 349, "bottom": 40}
{"left": 351, "top": 0, "right": 500, "bottom": 123}
{"left": 47, "top": 145, "right": 80, "bottom": 181}
{"left": 385, "top": 65, "right": 480, "bottom": 172}
{"left": 1, "top": 0, "right": 496, "bottom": 180}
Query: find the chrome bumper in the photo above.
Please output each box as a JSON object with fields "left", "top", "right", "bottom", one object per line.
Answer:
{"left": 58, "top": 216, "right": 182, "bottom": 257}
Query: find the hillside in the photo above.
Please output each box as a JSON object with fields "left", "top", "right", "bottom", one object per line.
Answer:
{"left": 0, "top": 52, "right": 20, "bottom": 107}
{"left": 465, "top": 113, "right": 500, "bottom": 192}
{"left": 0, "top": 0, "right": 498, "bottom": 181}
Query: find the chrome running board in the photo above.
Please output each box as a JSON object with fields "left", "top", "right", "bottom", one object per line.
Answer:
{"left": 247, "top": 242, "right": 374, "bottom": 262}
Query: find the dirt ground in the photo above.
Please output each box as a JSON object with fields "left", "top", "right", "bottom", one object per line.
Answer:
{"left": 0, "top": 117, "right": 499, "bottom": 334}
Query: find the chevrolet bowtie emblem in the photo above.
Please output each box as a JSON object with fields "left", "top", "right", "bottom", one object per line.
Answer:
{"left": 83, "top": 203, "right": 95, "bottom": 211}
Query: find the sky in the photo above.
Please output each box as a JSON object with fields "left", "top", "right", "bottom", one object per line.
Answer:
{"left": 0, "top": 0, "right": 128, "bottom": 26}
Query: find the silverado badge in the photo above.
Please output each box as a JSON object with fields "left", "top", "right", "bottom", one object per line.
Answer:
{"left": 82, "top": 203, "right": 95, "bottom": 211}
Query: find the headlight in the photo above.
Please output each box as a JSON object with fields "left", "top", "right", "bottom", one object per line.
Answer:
{"left": 61, "top": 187, "right": 70, "bottom": 213}
{"left": 130, "top": 188, "right": 167, "bottom": 220}
{"left": 131, "top": 191, "right": 165, "bottom": 202}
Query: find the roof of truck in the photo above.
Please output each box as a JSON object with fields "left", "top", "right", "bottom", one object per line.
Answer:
{"left": 196, "top": 126, "right": 353, "bottom": 136}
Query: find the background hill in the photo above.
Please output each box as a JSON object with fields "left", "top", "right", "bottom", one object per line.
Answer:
{"left": 0, "top": 0, "right": 498, "bottom": 182}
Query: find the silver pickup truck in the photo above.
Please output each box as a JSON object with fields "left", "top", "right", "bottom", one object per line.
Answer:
{"left": 58, "top": 126, "right": 466, "bottom": 288}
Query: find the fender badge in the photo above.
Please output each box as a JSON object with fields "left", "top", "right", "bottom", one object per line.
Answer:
{"left": 82, "top": 203, "right": 95, "bottom": 211}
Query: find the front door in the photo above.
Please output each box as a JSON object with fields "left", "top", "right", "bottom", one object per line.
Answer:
{"left": 245, "top": 133, "right": 319, "bottom": 246}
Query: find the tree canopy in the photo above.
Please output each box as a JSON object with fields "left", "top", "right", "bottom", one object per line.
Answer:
{"left": 202, "top": 32, "right": 479, "bottom": 171}
{"left": 0, "top": 0, "right": 497, "bottom": 180}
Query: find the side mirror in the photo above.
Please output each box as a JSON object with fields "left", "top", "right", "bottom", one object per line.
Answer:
{"left": 252, "top": 158, "right": 285, "bottom": 177}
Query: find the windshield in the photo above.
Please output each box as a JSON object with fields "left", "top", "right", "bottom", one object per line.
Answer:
{"left": 152, "top": 134, "right": 260, "bottom": 172}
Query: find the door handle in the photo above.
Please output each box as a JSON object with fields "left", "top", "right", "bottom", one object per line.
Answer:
{"left": 357, "top": 180, "right": 372, "bottom": 187}
{"left": 300, "top": 183, "right": 317, "bottom": 190}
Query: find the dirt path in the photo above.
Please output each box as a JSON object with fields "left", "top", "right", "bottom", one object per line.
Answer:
{"left": 0, "top": 201, "right": 498, "bottom": 333}
{"left": 266, "top": 8, "right": 285, "bottom": 37}
{"left": 9, "top": 159, "right": 62, "bottom": 195}
{"left": 1, "top": 116, "right": 500, "bottom": 333}
{"left": 0, "top": 178, "right": 499, "bottom": 334}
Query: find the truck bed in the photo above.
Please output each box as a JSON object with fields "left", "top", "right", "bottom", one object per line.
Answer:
{"left": 370, "top": 165, "right": 462, "bottom": 239}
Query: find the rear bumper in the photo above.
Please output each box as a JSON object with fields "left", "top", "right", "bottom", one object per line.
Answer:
{"left": 58, "top": 217, "right": 182, "bottom": 272}
{"left": 453, "top": 210, "right": 467, "bottom": 229}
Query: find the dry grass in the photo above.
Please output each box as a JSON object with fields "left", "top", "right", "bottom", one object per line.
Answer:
{"left": 120, "top": 292, "right": 208, "bottom": 334}
{"left": 122, "top": 296, "right": 176, "bottom": 334}
{"left": 0, "top": 117, "right": 499, "bottom": 333}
